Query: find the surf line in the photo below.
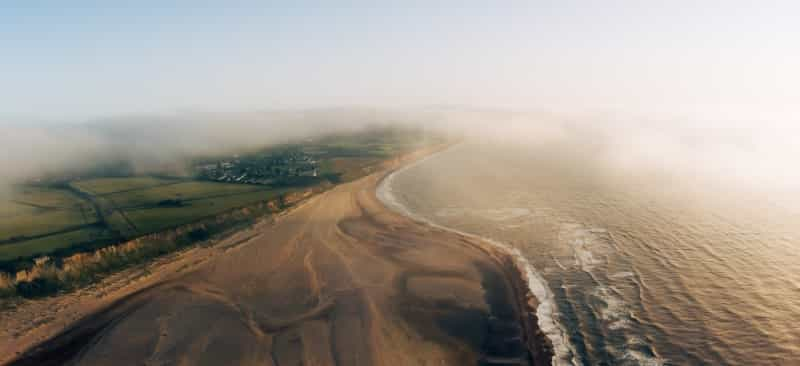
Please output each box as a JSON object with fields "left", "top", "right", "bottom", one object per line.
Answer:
{"left": 376, "top": 144, "right": 579, "bottom": 366}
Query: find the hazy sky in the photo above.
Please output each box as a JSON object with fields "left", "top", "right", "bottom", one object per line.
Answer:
{"left": 2, "top": 1, "right": 798, "bottom": 123}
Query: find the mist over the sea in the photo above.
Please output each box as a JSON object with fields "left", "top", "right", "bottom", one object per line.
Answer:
{"left": 443, "top": 107, "right": 800, "bottom": 197}
{"left": 4, "top": 105, "right": 799, "bottom": 204}
{"left": 372, "top": 106, "right": 800, "bottom": 365}
{"left": 384, "top": 132, "right": 800, "bottom": 365}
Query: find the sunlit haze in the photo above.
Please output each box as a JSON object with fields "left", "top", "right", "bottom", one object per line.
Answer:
{"left": 2, "top": 3, "right": 800, "bottom": 366}
{"left": 2, "top": 1, "right": 798, "bottom": 122}
{"left": 2, "top": 2, "right": 799, "bottom": 190}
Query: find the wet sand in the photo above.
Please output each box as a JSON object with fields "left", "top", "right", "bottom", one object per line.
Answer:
{"left": 4, "top": 150, "right": 553, "bottom": 366}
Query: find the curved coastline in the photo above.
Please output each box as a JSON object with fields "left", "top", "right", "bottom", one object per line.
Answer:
{"left": 377, "top": 143, "right": 573, "bottom": 366}
{"left": 6, "top": 144, "right": 556, "bottom": 366}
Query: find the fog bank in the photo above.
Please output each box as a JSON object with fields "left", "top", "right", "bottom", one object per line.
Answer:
{"left": 0, "top": 108, "right": 422, "bottom": 191}
{"left": 428, "top": 107, "right": 800, "bottom": 197}
{"left": 3, "top": 106, "right": 798, "bottom": 201}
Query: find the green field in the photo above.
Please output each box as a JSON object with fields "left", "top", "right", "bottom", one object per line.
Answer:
{"left": 124, "top": 189, "right": 285, "bottom": 233}
{"left": 103, "top": 181, "right": 265, "bottom": 208}
{"left": 0, "top": 201, "right": 34, "bottom": 218}
{"left": 71, "top": 176, "right": 182, "bottom": 195}
{"left": 0, "top": 227, "right": 112, "bottom": 261}
{"left": 0, "top": 127, "right": 442, "bottom": 270}
{"left": 11, "top": 186, "right": 90, "bottom": 209}
{"left": 0, "top": 180, "right": 285, "bottom": 263}
{"left": 0, "top": 187, "right": 96, "bottom": 242}
{"left": 0, "top": 210, "right": 90, "bottom": 240}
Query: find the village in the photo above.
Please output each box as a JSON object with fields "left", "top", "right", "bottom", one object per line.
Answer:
{"left": 195, "top": 148, "right": 319, "bottom": 185}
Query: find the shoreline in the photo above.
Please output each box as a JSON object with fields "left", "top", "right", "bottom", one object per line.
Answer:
{"left": 376, "top": 143, "right": 565, "bottom": 366}
{"left": 4, "top": 144, "right": 555, "bottom": 365}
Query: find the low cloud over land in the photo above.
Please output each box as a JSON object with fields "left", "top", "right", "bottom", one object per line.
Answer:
{"left": 2, "top": 106, "right": 798, "bottom": 201}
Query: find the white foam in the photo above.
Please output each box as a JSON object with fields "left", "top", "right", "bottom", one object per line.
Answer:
{"left": 552, "top": 257, "right": 569, "bottom": 271}
{"left": 622, "top": 350, "right": 667, "bottom": 366}
{"left": 592, "top": 287, "right": 668, "bottom": 365}
{"left": 594, "top": 286, "right": 627, "bottom": 322}
{"left": 377, "top": 149, "right": 579, "bottom": 366}
{"left": 434, "top": 207, "right": 532, "bottom": 222}
{"left": 610, "top": 271, "right": 635, "bottom": 279}
{"left": 482, "top": 207, "right": 532, "bottom": 221}
{"left": 609, "top": 319, "right": 632, "bottom": 330}
{"left": 435, "top": 207, "right": 468, "bottom": 217}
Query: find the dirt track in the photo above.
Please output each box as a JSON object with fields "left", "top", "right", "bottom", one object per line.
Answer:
{"left": 7, "top": 154, "right": 552, "bottom": 366}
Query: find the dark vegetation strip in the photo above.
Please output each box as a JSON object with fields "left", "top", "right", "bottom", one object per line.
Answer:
{"left": 102, "top": 196, "right": 138, "bottom": 233}
{"left": 64, "top": 185, "right": 109, "bottom": 229}
{"left": 0, "top": 186, "right": 288, "bottom": 271}
{"left": 93, "top": 179, "right": 189, "bottom": 197}
{"left": 78, "top": 204, "right": 90, "bottom": 225}
{"left": 114, "top": 186, "right": 275, "bottom": 210}
{"left": 0, "top": 223, "right": 105, "bottom": 246}
{"left": 4, "top": 208, "right": 258, "bottom": 298}
{"left": 116, "top": 208, "right": 138, "bottom": 233}
{"left": 0, "top": 187, "right": 314, "bottom": 299}
{"left": 9, "top": 200, "right": 68, "bottom": 211}
{"left": 0, "top": 234, "right": 120, "bottom": 274}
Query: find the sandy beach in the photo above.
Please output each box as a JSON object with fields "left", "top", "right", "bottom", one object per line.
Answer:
{"left": 3, "top": 148, "right": 553, "bottom": 366}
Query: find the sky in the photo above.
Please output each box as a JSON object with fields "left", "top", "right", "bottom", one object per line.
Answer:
{"left": 2, "top": 0, "right": 798, "bottom": 124}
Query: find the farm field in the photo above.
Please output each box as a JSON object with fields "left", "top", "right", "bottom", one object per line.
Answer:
{"left": 0, "top": 226, "right": 112, "bottom": 261}
{"left": 0, "top": 180, "right": 280, "bottom": 264}
{"left": 0, "top": 210, "right": 90, "bottom": 240}
{"left": 70, "top": 176, "right": 183, "bottom": 196}
{"left": 123, "top": 189, "right": 286, "bottom": 233}
{"left": 0, "top": 187, "right": 96, "bottom": 243}
{"left": 102, "top": 181, "right": 266, "bottom": 208}
{"left": 0, "top": 127, "right": 442, "bottom": 271}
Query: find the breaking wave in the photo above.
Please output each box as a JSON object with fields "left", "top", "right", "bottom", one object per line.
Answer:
{"left": 377, "top": 149, "right": 578, "bottom": 366}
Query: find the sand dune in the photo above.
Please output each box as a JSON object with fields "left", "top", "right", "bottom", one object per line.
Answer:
{"left": 6, "top": 152, "right": 551, "bottom": 366}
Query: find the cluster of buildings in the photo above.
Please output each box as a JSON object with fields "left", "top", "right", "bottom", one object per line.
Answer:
{"left": 196, "top": 150, "right": 319, "bottom": 185}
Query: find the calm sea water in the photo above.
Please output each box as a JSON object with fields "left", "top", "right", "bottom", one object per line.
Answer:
{"left": 380, "top": 142, "right": 800, "bottom": 365}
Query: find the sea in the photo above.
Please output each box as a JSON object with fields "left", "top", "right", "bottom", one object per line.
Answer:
{"left": 378, "top": 141, "right": 800, "bottom": 365}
